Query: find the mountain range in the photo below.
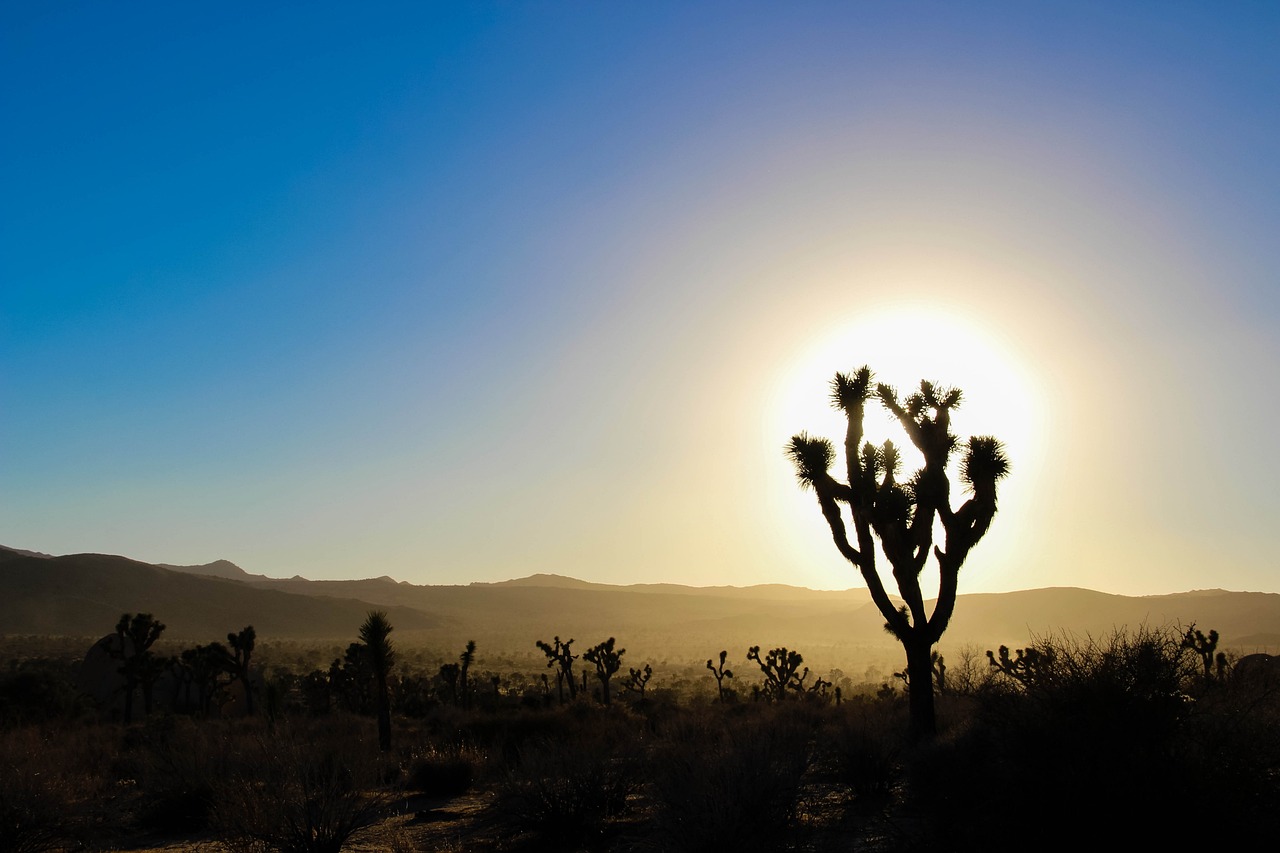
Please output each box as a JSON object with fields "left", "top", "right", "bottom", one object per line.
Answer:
{"left": 3, "top": 545, "right": 1278, "bottom": 668}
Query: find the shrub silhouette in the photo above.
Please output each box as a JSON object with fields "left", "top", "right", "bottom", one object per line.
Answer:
{"left": 910, "top": 626, "right": 1276, "bottom": 850}
{"left": 211, "top": 722, "right": 395, "bottom": 853}
{"left": 649, "top": 704, "right": 812, "bottom": 852}
{"left": 788, "top": 366, "right": 1009, "bottom": 739}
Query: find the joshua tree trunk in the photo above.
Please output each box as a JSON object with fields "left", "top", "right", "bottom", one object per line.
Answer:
{"left": 903, "top": 635, "right": 937, "bottom": 740}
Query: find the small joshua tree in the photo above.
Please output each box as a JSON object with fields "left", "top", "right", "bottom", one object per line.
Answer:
{"left": 583, "top": 638, "right": 625, "bottom": 706}
{"left": 536, "top": 637, "right": 578, "bottom": 702}
{"left": 788, "top": 365, "right": 1009, "bottom": 739}
{"left": 747, "top": 646, "right": 808, "bottom": 702}
{"left": 1181, "top": 624, "right": 1220, "bottom": 681}
{"left": 459, "top": 640, "right": 477, "bottom": 710}
{"left": 707, "top": 650, "right": 734, "bottom": 703}
{"left": 986, "top": 644, "right": 1055, "bottom": 689}
{"left": 227, "top": 626, "right": 256, "bottom": 714}
{"left": 624, "top": 664, "right": 653, "bottom": 700}
{"left": 439, "top": 662, "right": 460, "bottom": 705}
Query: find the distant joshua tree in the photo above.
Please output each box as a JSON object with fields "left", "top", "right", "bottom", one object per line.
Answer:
{"left": 582, "top": 637, "right": 625, "bottom": 706}
{"left": 227, "top": 626, "right": 256, "bottom": 714}
{"left": 747, "top": 646, "right": 808, "bottom": 701}
{"left": 112, "top": 612, "right": 167, "bottom": 724}
{"left": 176, "top": 641, "right": 232, "bottom": 715}
{"left": 1181, "top": 624, "right": 1220, "bottom": 681}
{"left": 787, "top": 365, "right": 1009, "bottom": 739}
{"left": 536, "top": 636, "right": 578, "bottom": 703}
{"left": 439, "top": 662, "right": 461, "bottom": 705}
{"left": 358, "top": 611, "right": 395, "bottom": 751}
{"left": 986, "top": 644, "right": 1055, "bottom": 689}
{"left": 624, "top": 663, "right": 653, "bottom": 700}
{"left": 459, "top": 640, "right": 477, "bottom": 710}
{"left": 706, "top": 650, "right": 734, "bottom": 703}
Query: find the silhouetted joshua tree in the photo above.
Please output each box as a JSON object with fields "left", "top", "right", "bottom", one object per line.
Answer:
{"left": 707, "top": 650, "right": 734, "bottom": 703}
{"left": 459, "top": 640, "right": 477, "bottom": 710}
{"left": 111, "top": 613, "right": 167, "bottom": 723}
{"left": 227, "top": 625, "right": 256, "bottom": 714}
{"left": 176, "top": 641, "right": 232, "bottom": 715}
{"left": 439, "top": 662, "right": 461, "bottom": 705}
{"left": 583, "top": 637, "right": 625, "bottom": 706}
{"left": 986, "top": 644, "right": 1055, "bottom": 688}
{"left": 1181, "top": 624, "right": 1220, "bottom": 681}
{"left": 358, "top": 610, "right": 395, "bottom": 751}
{"left": 747, "top": 646, "right": 808, "bottom": 701}
{"left": 788, "top": 366, "right": 1009, "bottom": 739}
{"left": 624, "top": 664, "right": 653, "bottom": 699}
{"left": 535, "top": 636, "right": 578, "bottom": 703}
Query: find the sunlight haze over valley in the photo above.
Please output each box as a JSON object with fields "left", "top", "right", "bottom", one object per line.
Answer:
{"left": 3, "top": 2, "right": 1278, "bottom": 597}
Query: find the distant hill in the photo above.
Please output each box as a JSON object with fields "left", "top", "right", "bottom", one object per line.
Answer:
{"left": 0, "top": 547, "right": 436, "bottom": 640}
{"left": 157, "top": 558, "right": 271, "bottom": 582}
{"left": 2, "top": 545, "right": 1277, "bottom": 662}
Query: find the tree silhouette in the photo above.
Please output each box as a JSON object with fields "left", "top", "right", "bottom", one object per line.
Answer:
{"left": 582, "top": 637, "right": 625, "bottom": 706}
{"left": 439, "top": 662, "right": 460, "bottom": 705}
{"left": 358, "top": 611, "right": 395, "bottom": 751}
{"left": 459, "top": 640, "right": 477, "bottom": 710}
{"left": 535, "top": 636, "right": 578, "bottom": 703}
{"left": 176, "top": 641, "right": 232, "bottom": 715}
{"left": 747, "top": 646, "right": 808, "bottom": 701}
{"left": 624, "top": 663, "right": 653, "bottom": 700}
{"left": 706, "top": 650, "right": 734, "bottom": 703}
{"left": 787, "top": 366, "right": 1009, "bottom": 739}
{"left": 227, "top": 626, "right": 256, "bottom": 715}
{"left": 1181, "top": 624, "right": 1220, "bottom": 681}
{"left": 111, "top": 613, "right": 166, "bottom": 723}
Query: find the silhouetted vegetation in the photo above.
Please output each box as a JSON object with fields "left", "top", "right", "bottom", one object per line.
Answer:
{"left": 358, "top": 610, "right": 395, "bottom": 751}
{"left": 788, "top": 366, "right": 1010, "bottom": 739}
{"left": 3, "top": 614, "right": 1278, "bottom": 851}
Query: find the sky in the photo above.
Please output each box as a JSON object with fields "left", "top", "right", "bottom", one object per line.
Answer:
{"left": 3, "top": 2, "right": 1279, "bottom": 597}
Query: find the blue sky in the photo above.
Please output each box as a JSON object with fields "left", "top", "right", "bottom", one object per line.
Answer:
{"left": 3, "top": 2, "right": 1279, "bottom": 595}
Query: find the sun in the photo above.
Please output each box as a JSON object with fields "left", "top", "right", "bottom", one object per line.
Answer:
{"left": 767, "top": 302, "right": 1046, "bottom": 487}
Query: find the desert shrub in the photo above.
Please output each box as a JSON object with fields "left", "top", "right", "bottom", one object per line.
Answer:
{"left": 490, "top": 710, "right": 643, "bottom": 847}
{"left": 0, "top": 725, "right": 125, "bottom": 852}
{"left": 823, "top": 696, "right": 905, "bottom": 797}
{"left": 122, "top": 715, "right": 246, "bottom": 834}
{"left": 648, "top": 704, "right": 813, "bottom": 852}
{"left": 908, "top": 626, "right": 1280, "bottom": 850}
{"left": 0, "top": 661, "right": 87, "bottom": 726}
{"left": 210, "top": 719, "right": 397, "bottom": 853}
{"left": 406, "top": 742, "right": 481, "bottom": 798}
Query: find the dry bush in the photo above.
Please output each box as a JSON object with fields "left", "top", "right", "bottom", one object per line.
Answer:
{"left": 910, "top": 626, "right": 1280, "bottom": 850}
{"left": 405, "top": 742, "right": 482, "bottom": 799}
{"left": 647, "top": 704, "right": 813, "bottom": 852}
{"left": 822, "top": 697, "right": 905, "bottom": 798}
{"left": 210, "top": 718, "right": 398, "bottom": 853}
{"left": 0, "top": 725, "right": 125, "bottom": 852}
{"left": 489, "top": 708, "right": 644, "bottom": 847}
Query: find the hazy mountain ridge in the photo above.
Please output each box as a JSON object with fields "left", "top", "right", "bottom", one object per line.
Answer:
{"left": 2, "top": 545, "right": 1277, "bottom": 658}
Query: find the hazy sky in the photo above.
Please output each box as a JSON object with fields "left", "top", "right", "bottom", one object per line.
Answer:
{"left": 4, "top": 2, "right": 1279, "bottom": 596}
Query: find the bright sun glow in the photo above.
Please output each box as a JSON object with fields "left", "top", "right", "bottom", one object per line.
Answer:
{"left": 768, "top": 301, "right": 1046, "bottom": 493}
